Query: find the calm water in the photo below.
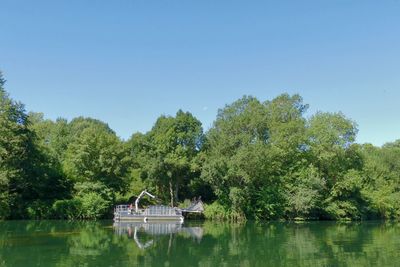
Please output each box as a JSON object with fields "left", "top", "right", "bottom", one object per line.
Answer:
{"left": 0, "top": 220, "right": 400, "bottom": 267}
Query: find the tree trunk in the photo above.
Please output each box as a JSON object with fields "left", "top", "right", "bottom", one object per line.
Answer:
{"left": 169, "top": 179, "right": 174, "bottom": 207}
{"left": 175, "top": 183, "right": 179, "bottom": 204}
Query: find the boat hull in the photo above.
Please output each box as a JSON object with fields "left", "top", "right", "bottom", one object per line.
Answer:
{"left": 114, "top": 213, "right": 184, "bottom": 223}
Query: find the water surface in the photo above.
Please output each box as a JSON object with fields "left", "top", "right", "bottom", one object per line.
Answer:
{"left": 0, "top": 220, "right": 399, "bottom": 266}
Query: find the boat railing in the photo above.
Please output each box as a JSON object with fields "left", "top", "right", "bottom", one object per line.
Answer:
{"left": 115, "top": 205, "right": 130, "bottom": 213}
{"left": 143, "top": 205, "right": 182, "bottom": 216}
{"left": 115, "top": 205, "right": 143, "bottom": 214}
{"left": 115, "top": 204, "right": 182, "bottom": 216}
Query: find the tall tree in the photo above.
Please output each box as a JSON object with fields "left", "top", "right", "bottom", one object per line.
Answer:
{"left": 63, "top": 126, "right": 130, "bottom": 192}
{"left": 29, "top": 113, "right": 71, "bottom": 162}
{"left": 0, "top": 72, "right": 66, "bottom": 218}
{"left": 306, "top": 112, "right": 365, "bottom": 219}
{"left": 360, "top": 141, "right": 400, "bottom": 219}
{"left": 201, "top": 94, "right": 309, "bottom": 219}
{"left": 132, "top": 110, "right": 203, "bottom": 206}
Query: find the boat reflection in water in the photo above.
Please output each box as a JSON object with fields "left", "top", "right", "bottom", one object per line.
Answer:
{"left": 113, "top": 222, "right": 204, "bottom": 249}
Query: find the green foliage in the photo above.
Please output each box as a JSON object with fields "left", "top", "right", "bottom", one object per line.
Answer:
{"left": 52, "top": 182, "right": 114, "bottom": 220}
{"left": 253, "top": 185, "right": 285, "bottom": 220}
{"left": 77, "top": 192, "right": 110, "bottom": 220}
{"left": 26, "top": 200, "right": 53, "bottom": 219}
{"left": 52, "top": 199, "right": 82, "bottom": 220}
{"left": 63, "top": 127, "right": 130, "bottom": 192}
{"left": 177, "top": 199, "right": 192, "bottom": 209}
{"left": 204, "top": 201, "right": 231, "bottom": 220}
{"left": 284, "top": 165, "right": 325, "bottom": 219}
{"left": 73, "top": 182, "right": 114, "bottom": 220}
{"left": 201, "top": 94, "right": 308, "bottom": 219}
{"left": 0, "top": 73, "right": 59, "bottom": 219}
{"left": 128, "top": 110, "right": 204, "bottom": 206}
{"left": 0, "top": 193, "right": 10, "bottom": 219}
{"left": 359, "top": 142, "right": 400, "bottom": 219}
{"left": 1, "top": 70, "right": 400, "bottom": 221}
{"left": 307, "top": 112, "right": 360, "bottom": 187}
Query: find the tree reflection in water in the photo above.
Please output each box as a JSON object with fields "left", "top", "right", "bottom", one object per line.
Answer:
{"left": 1, "top": 221, "right": 400, "bottom": 266}
{"left": 113, "top": 222, "right": 204, "bottom": 250}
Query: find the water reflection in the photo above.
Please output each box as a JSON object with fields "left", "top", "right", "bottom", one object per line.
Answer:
{"left": 114, "top": 222, "right": 203, "bottom": 250}
{"left": 113, "top": 222, "right": 204, "bottom": 250}
{"left": 0, "top": 220, "right": 400, "bottom": 266}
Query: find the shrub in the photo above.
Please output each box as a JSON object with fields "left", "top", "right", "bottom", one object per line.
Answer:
{"left": 324, "top": 200, "right": 361, "bottom": 220}
{"left": 77, "top": 192, "right": 110, "bottom": 220}
{"left": 178, "top": 199, "right": 192, "bottom": 209}
{"left": 52, "top": 199, "right": 82, "bottom": 220}
{"left": 26, "top": 200, "right": 53, "bottom": 219}
{"left": 0, "top": 195, "right": 10, "bottom": 219}
{"left": 204, "top": 201, "right": 228, "bottom": 220}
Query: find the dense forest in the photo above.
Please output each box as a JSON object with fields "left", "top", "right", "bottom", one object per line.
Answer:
{"left": 1, "top": 72, "right": 400, "bottom": 221}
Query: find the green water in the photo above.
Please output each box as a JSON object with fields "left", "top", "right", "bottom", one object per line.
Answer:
{"left": 0, "top": 220, "right": 400, "bottom": 267}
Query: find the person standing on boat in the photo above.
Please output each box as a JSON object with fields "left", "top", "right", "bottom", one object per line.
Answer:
{"left": 129, "top": 204, "right": 133, "bottom": 214}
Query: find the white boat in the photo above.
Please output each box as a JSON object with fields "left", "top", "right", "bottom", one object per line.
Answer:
{"left": 113, "top": 190, "right": 203, "bottom": 223}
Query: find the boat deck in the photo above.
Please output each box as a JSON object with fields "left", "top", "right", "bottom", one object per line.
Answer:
{"left": 114, "top": 205, "right": 184, "bottom": 222}
{"left": 113, "top": 190, "right": 203, "bottom": 222}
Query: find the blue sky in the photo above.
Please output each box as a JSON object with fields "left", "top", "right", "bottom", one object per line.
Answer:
{"left": 1, "top": 0, "right": 399, "bottom": 146}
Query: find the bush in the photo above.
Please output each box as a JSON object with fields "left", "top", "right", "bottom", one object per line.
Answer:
{"left": 284, "top": 165, "right": 325, "bottom": 219}
{"left": 203, "top": 201, "right": 245, "bottom": 221}
{"left": 368, "top": 189, "right": 400, "bottom": 219}
{"left": 178, "top": 199, "right": 192, "bottom": 209}
{"left": 0, "top": 195, "right": 10, "bottom": 219}
{"left": 51, "top": 182, "right": 115, "bottom": 220}
{"left": 26, "top": 200, "right": 53, "bottom": 219}
{"left": 253, "top": 186, "right": 285, "bottom": 220}
{"left": 204, "top": 201, "right": 229, "bottom": 220}
{"left": 324, "top": 200, "right": 361, "bottom": 220}
{"left": 77, "top": 192, "right": 110, "bottom": 220}
{"left": 52, "top": 199, "right": 82, "bottom": 220}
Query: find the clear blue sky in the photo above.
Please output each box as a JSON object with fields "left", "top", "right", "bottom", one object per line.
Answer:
{"left": 1, "top": 1, "right": 399, "bottom": 146}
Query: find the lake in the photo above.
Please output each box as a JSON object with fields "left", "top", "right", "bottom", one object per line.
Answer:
{"left": 0, "top": 220, "right": 399, "bottom": 266}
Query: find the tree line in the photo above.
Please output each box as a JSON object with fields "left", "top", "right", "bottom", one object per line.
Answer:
{"left": 1, "top": 72, "right": 399, "bottom": 220}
